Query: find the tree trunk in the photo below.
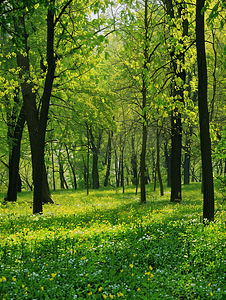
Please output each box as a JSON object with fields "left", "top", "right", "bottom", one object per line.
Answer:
{"left": 89, "top": 128, "right": 102, "bottom": 189}
{"left": 15, "top": 14, "right": 54, "bottom": 213}
{"left": 156, "top": 129, "right": 164, "bottom": 196}
{"left": 165, "top": 0, "right": 187, "bottom": 202}
{"left": 104, "top": 131, "right": 112, "bottom": 187}
{"left": 86, "top": 125, "right": 90, "bottom": 195}
{"left": 59, "top": 159, "right": 67, "bottom": 189}
{"left": 5, "top": 104, "right": 26, "bottom": 202}
{"left": 171, "top": 111, "right": 182, "bottom": 201}
{"left": 131, "top": 133, "right": 138, "bottom": 185}
{"left": 65, "top": 143, "right": 77, "bottom": 190}
{"left": 184, "top": 126, "right": 192, "bottom": 185}
{"left": 140, "top": 0, "right": 148, "bottom": 204}
{"left": 115, "top": 149, "right": 120, "bottom": 187}
{"left": 92, "top": 152, "right": 99, "bottom": 189}
{"left": 51, "top": 137, "right": 56, "bottom": 191}
{"left": 196, "top": 0, "right": 214, "bottom": 222}
{"left": 164, "top": 142, "right": 171, "bottom": 187}
{"left": 32, "top": 6, "right": 56, "bottom": 213}
{"left": 121, "top": 149, "right": 125, "bottom": 193}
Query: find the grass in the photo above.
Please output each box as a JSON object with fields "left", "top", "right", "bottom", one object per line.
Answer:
{"left": 0, "top": 183, "right": 225, "bottom": 299}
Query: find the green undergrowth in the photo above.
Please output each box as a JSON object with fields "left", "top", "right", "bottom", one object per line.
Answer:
{"left": 0, "top": 183, "right": 225, "bottom": 299}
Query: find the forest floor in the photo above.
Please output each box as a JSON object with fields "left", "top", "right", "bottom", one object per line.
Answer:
{"left": 0, "top": 183, "right": 226, "bottom": 300}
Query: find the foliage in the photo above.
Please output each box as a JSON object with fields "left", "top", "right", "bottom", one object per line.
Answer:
{"left": 0, "top": 183, "right": 225, "bottom": 299}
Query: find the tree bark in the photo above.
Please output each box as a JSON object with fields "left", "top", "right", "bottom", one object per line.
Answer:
{"left": 104, "top": 131, "right": 113, "bottom": 187}
{"left": 15, "top": 15, "right": 54, "bottom": 212}
{"left": 131, "top": 132, "right": 138, "bottom": 185}
{"left": 171, "top": 110, "right": 182, "bottom": 201}
{"left": 5, "top": 104, "right": 26, "bottom": 201}
{"left": 165, "top": 0, "right": 188, "bottom": 202}
{"left": 156, "top": 129, "right": 164, "bottom": 196}
{"left": 164, "top": 141, "right": 171, "bottom": 187}
{"left": 115, "top": 149, "right": 120, "bottom": 187}
{"left": 121, "top": 149, "right": 125, "bottom": 193}
{"left": 184, "top": 125, "right": 192, "bottom": 184}
{"left": 89, "top": 128, "right": 102, "bottom": 189}
{"left": 50, "top": 137, "right": 56, "bottom": 191}
{"left": 65, "top": 143, "right": 77, "bottom": 189}
{"left": 32, "top": 5, "right": 56, "bottom": 213}
{"left": 140, "top": 0, "right": 148, "bottom": 204}
{"left": 196, "top": 0, "right": 214, "bottom": 222}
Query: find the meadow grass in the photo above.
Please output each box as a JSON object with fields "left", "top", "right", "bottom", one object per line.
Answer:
{"left": 0, "top": 183, "right": 225, "bottom": 299}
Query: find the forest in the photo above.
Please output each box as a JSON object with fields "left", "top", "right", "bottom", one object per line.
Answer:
{"left": 0, "top": 0, "right": 226, "bottom": 299}
{"left": 0, "top": 0, "right": 226, "bottom": 217}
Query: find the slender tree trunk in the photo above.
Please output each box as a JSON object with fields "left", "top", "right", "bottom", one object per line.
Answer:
{"left": 5, "top": 104, "right": 26, "bottom": 202}
{"left": 131, "top": 133, "right": 138, "bottom": 185}
{"left": 165, "top": 0, "right": 188, "bottom": 202}
{"left": 184, "top": 126, "right": 192, "bottom": 185}
{"left": 121, "top": 149, "right": 125, "bottom": 193}
{"left": 51, "top": 138, "right": 56, "bottom": 191}
{"left": 156, "top": 129, "right": 164, "bottom": 196}
{"left": 171, "top": 110, "right": 182, "bottom": 201}
{"left": 140, "top": 0, "right": 148, "bottom": 204}
{"left": 164, "top": 142, "right": 171, "bottom": 187}
{"left": 65, "top": 143, "right": 77, "bottom": 190}
{"left": 86, "top": 124, "right": 90, "bottom": 195}
{"left": 196, "top": 0, "right": 214, "bottom": 222}
{"left": 15, "top": 14, "right": 54, "bottom": 212}
{"left": 115, "top": 149, "right": 120, "bottom": 187}
{"left": 140, "top": 120, "right": 147, "bottom": 203}
{"left": 58, "top": 157, "right": 67, "bottom": 189}
{"left": 104, "top": 131, "right": 112, "bottom": 187}
{"left": 89, "top": 128, "right": 101, "bottom": 189}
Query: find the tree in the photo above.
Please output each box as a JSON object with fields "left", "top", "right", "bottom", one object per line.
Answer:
{"left": 196, "top": 0, "right": 214, "bottom": 221}
{"left": 14, "top": 9, "right": 55, "bottom": 213}
{"left": 5, "top": 104, "right": 26, "bottom": 201}
{"left": 164, "top": 0, "right": 189, "bottom": 202}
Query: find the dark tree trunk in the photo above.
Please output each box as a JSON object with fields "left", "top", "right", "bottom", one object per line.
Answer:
{"left": 89, "top": 128, "right": 102, "bottom": 189}
{"left": 164, "top": 142, "right": 171, "bottom": 187}
{"left": 156, "top": 130, "right": 164, "bottom": 196}
{"left": 65, "top": 143, "right": 77, "bottom": 190}
{"left": 131, "top": 133, "right": 138, "bottom": 185}
{"left": 92, "top": 152, "right": 99, "bottom": 189}
{"left": 15, "top": 14, "right": 54, "bottom": 213}
{"left": 115, "top": 149, "right": 120, "bottom": 187}
{"left": 171, "top": 111, "right": 182, "bottom": 201}
{"left": 140, "top": 120, "right": 147, "bottom": 204}
{"left": 5, "top": 104, "right": 26, "bottom": 202}
{"left": 59, "top": 160, "right": 66, "bottom": 189}
{"left": 51, "top": 137, "right": 56, "bottom": 191}
{"left": 196, "top": 0, "right": 214, "bottom": 222}
{"left": 140, "top": 0, "right": 148, "bottom": 204}
{"left": 104, "top": 131, "right": 112, "bottom": 187}
{"left": 32, "top": 6, "right": 56, "bottom": 213}
{"left": 121, "top": 149, "right": 124, "bottom": 193}
{"left": 165, "top": 0, "right": 188, "bottom": 202}
{"left": 184, "top": 126, "right": 192, "bottom": 185}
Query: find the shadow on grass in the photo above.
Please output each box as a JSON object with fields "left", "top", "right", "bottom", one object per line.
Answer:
{"left": 0, "top": 183, "right": 210, "bottom": 237}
